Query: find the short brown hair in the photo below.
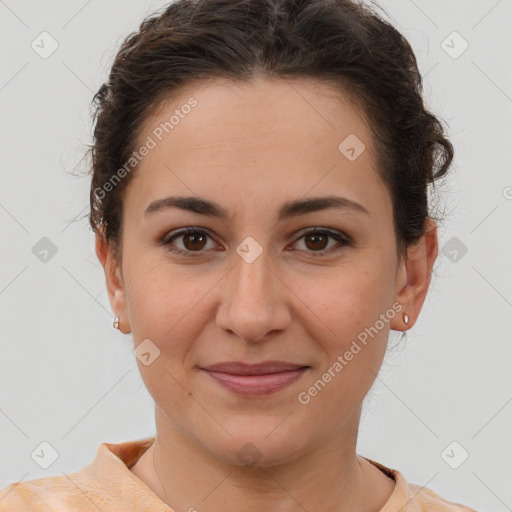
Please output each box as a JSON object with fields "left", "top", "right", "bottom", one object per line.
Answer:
{"left": 88, "top": 0, "right": 454, "bottom": 263}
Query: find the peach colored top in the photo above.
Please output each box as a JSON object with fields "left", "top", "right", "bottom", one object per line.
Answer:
{"left": 0, "top": 436, "right": 477, "bottom": 511}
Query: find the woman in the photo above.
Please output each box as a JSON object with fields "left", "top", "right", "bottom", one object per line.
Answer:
{"left": 0, "top": 0, "right": 477, "bottom": 510}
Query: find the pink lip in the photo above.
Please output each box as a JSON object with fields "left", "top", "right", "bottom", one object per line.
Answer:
{"left": 200, "top": 361, "right": 310, "bottom": 396}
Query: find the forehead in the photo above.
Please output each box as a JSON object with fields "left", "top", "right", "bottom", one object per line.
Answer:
{"left": 125, "top": 76, "right": 390, "bottom": 219}
{"left": 138, "top": 75, "right": 374, "bottom": 157}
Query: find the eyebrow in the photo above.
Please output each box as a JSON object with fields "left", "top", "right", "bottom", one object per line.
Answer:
{"left": 144, "top": 194, "right": 369, "bottom": 221}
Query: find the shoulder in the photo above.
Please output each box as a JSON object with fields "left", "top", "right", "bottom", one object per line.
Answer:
{"left": 0, "top": 436, "right": 162, "bottom": 512}
{"left": 363, "top": 457, "right": 478, "bottom": 512}
{"left": 408, "top": 483, "right": 478, "bottom": 512}
{"left": 0, "top": 473, "right": 103, "bottom": 511}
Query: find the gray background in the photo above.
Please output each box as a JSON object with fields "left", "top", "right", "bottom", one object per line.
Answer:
{"left": 1, "top": 1, "right": 511, "bottom": 510}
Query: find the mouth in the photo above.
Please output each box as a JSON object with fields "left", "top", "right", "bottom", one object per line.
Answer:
{"left": 199, "top": 361, "right": 311, "bottom": 396}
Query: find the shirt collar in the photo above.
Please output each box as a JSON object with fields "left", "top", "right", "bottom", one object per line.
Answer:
{"left": 85, "top": 436, "right": 419, "bottom": 511}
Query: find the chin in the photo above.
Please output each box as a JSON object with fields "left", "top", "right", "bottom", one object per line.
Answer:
{"left": 201, "top": 423, "right": 312, "bottom": 469}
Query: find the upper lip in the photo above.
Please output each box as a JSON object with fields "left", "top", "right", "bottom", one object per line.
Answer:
{"left": 201, "top": 361, "right": 310, "bottom": 376}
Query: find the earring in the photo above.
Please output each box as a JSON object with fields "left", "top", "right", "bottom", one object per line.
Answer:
{"left": 403, "top": 312, "right": 409, "bottom": 326}
{"left": 113, "top": 316, "right": 120, "bottom": 330}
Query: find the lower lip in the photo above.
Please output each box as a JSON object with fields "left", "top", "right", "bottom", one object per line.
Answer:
{"left": 201, "top": 368, "right": 309, "bottom": 396}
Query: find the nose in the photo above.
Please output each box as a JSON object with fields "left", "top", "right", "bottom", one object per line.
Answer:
{"left": 215, "top": 245, "right": 291, "bottom": 344}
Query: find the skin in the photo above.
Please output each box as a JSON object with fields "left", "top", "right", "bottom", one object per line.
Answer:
{"left": 96, "top": 76, "right": 438, "bottom": 511}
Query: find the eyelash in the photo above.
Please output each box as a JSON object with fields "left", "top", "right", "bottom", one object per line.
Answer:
{"left": 161, "top": 227, "right": 351, "bottom": 258}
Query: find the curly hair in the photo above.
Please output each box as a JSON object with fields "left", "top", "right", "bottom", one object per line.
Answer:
{"left": 87, "top": 0, "right": 454, "bottom": 264}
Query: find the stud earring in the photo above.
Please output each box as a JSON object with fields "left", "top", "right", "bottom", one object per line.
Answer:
{"left": 113, "top": 316, "right": 120, "bottom": 330}
{"left": 403, "top": 312, "right": 409, "bottom": 325}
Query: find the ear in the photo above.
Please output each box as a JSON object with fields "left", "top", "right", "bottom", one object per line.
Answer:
{"left": 95, "top": 228, "right": 130, "bottom": 334}
{"left": 390, "top": 217, "right": 438, "bottom": 331}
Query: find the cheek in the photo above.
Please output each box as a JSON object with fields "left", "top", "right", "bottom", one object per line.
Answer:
{"left": 299, "top": 262, "right": 391, "bottom": 342}
{"left": 124, "top": 251, "right": 207, "bottom": 342}
{"left": 297, "top": 304, "right": 390, "bottom": 429}
{"left": 295, "top": 264, "right": 392, "bottom": 398}
{"left": 125, "top": 265, "right": 205, "bottom": 409}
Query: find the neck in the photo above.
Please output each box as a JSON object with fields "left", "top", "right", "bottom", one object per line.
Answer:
{"left": 130, "top": 405, "right": 392, "bottom": 512}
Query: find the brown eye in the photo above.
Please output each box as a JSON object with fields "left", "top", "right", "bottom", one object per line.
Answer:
{"left": 293, "top": 228, "right": 350, "bottom": 257}
{"left": 163, "top": 227, "right": 350, "bottom": 258}
{"left": 163, "top": 228, "right": 216, "bottom": 256}
{"left": 304, "top": 232, "right": 329, "bottom": 251}
{"left": 182, "top": 231, "right": 208, "bottom": 251}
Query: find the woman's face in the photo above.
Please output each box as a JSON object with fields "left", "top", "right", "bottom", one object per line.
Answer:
{"left": 99, "top": 76, "right": 433, "bottom": 466}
